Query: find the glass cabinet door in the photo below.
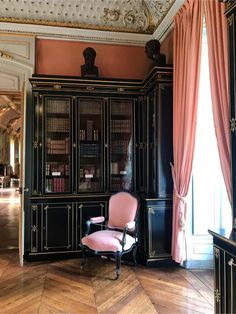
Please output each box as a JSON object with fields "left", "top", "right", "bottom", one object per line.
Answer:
{"left": 44, "top": 97, "right": 72, "bottom": 194}
{"left": 78, "top": 99, "right": 104, "bottom": 192}
{"left": 147, "top": 91, "right": 155, "bottom": 195}
{"left": 109, "top": 99, "right": 134, "bottom": 191}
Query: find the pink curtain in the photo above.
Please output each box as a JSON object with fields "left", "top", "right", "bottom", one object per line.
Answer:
{"left": 172, "top": 0, "right": 203, "bottom": 263}
{"left": 204, "top": 0, "right": 231, "bottom": 204}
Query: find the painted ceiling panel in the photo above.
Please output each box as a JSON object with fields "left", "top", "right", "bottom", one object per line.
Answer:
{"left": 0, "top": 0, "right": 175, "bottom": 34}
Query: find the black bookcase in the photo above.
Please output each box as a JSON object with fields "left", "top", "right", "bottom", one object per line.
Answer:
{"left": 26, "top": 67, "right": 173, "bottom": 262}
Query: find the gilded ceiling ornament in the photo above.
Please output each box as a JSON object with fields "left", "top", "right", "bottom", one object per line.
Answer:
{"left": 103, "top": 8, "right": 121, "bottom": 22}
{"left": 147, "top": 0, "right": 175, "bottom": 28}
{"left": 123, "top": 0, "right": 149, "bottom": 31}
{"left": 0, "top": 50, "right": 13, "bottom": 60}
{"left": 6, "top": 117, "right": 20, "bottom": 134}
{"left": 0, "top": 105, "right": 9, "bottom": 114}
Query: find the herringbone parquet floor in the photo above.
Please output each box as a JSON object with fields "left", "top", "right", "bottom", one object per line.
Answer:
{"left": 0, "top": 250, "right": 214, "bottom": 314}
{"left": 0, "top": 189, "right": 214, "bottom": 313}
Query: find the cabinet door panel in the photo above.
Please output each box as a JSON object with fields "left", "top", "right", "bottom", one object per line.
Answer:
{"left": 147, "top": 91, "right": 155, "bottom": 195}
{"left": 147, "top": 204, "right": 172, "bottom": 257}
{"left": 78, "top": 98, "right": 104, "bottom": 193}
{"left": 32, "top": 94, "right": 41, "bottom": 195}
{"left": 157, "top": 84, "right": 173, "bottom": 197}
{"left": 136, "top": 96, "right": 147, "bottom": 193}
{"left": 30, "top": 204, "right": 41, "bottom": 253}
{"left": 213, "top": 246, "right": 224, "bottom": 314}
{"left": 42, "top": 203, "right": 73, "bottom": 251}
{"left": 109, "top": 99, "right": 135, "bottom": 192}
{"left": 78, "top": 202, "right": 106, "bottom": 247}
{"left": 43, "top": 96, "right": 72, "bottom": 194}
{"left": 225, "top": 252, "right": 236, "bottom": 314}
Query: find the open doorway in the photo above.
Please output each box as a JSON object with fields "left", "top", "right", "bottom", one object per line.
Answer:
{"left": 0, "top": 92, "right": 21, "bottom": 250}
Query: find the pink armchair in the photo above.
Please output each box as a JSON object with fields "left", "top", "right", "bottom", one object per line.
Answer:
{"left": 81, "top": 191, "right": 139, "bottom": 279}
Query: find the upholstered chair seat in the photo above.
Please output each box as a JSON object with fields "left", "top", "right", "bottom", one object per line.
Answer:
{"left": 82, "top": 229, "right": 136, "bottom": 252}
{"left": 80, "top": 191, "right": 139, "bottom": 279}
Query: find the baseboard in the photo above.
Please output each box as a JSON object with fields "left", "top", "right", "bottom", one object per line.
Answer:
{"left": 183, "top": 259, "right": 213, "bottom": 269}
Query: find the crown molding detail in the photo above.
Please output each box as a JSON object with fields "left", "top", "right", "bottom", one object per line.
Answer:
{"left": 0, "top": 22, "right": 152, "bottom": 46}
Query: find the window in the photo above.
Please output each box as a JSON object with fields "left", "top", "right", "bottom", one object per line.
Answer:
{"left": 186, "top": 23, "right": 232, "bottom": 265}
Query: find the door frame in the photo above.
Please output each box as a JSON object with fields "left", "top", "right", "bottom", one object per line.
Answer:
{"left": 0, "top": 34, "right": 35, "bottom": 264}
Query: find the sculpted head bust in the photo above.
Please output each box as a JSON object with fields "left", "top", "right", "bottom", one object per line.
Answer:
{"left": 145, "top": 39, "right": 166, "bottom": 67}
{"left": 81, "top": 47, "right": 99, "bottom": 78}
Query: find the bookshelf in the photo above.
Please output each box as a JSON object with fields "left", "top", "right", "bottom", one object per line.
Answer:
{"left": 27, "top": 68, "right": 173, "bottom": 261}
{"left": 109, "top": 99, "right": 134, "bottom": 191}
{"left": 78, "top": 99, "right": 103, "bottom": 192}
{"left": 44, "top": 98, "right": 71, "bottom": 194}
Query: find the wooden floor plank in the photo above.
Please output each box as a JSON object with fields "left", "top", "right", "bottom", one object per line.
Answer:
{"left": 0, "top": 189, "right": 214, "bottom": 314}
{"left": 0, "top": 250, "right": 214, "bottom": 314}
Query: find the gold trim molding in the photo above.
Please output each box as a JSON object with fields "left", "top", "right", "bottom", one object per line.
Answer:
{"left": 0, "top": 50, "right": 13, "bottom": 60}
{"left": 0, "top": 17, "right": 152, "bottom": 35}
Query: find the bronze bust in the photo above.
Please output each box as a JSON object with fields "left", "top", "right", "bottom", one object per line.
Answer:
{"left": 81, "top": 47, "right": 99, "bottom": 78}
{"left": 145, "top": 39, "right": 166, "bottom": 67}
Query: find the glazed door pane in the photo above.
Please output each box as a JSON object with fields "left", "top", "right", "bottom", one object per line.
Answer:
{"left": 109, "top": 99, "right": 134, "bottom": 191}
{"left": 43, "top": 97, "right": 72, "bottom": 194}
{"left": 78, "top": 99, "right": 104, "bottom": 192}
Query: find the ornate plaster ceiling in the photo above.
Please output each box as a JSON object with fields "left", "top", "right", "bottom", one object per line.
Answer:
{"left": 0, "top": 0, "right": 175, "bottom": 34}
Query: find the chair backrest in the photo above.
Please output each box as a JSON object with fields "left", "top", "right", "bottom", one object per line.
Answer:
{"left": 108, "top": 191, "right": 138, "bottom": 231}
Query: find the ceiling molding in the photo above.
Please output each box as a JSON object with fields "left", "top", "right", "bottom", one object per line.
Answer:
{"left": 0, "top": 22, "right": 152, "bottom": 46}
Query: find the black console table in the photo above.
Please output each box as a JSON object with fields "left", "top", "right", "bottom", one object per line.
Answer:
{"left": 209, "top": 229, "right": 236, "bottom": 313}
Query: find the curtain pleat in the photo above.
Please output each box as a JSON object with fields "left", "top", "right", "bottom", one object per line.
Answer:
{"left": 172, "top": 0, "right": 203, "bottom": 263}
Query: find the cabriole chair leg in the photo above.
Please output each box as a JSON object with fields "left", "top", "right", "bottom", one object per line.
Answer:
{"left": 133, "top": 244, "right": 138, "bottom": 266}
{"left": 115, "top": 252, "right": 121, "bottom": 279}
{"left": 81, "top": 246, "right": 86, "bottom": 267}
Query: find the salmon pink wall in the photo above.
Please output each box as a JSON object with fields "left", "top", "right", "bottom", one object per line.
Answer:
{"left": 161, "top": 30, "right": 174, "bottom": 65}
{"left": 36, "top": 39, "right": 153, "bottom": 79}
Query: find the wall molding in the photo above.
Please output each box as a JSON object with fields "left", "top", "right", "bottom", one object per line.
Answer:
{"left": 0, "top": 22, "right": 152, "bottom": 46}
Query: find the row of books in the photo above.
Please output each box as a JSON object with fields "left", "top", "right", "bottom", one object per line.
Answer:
{"left": 47, "top": 118, "right": 69, "bottom": 132}
{"left": 79, "top": 101, "right": 101, "bottom": 114}
{"left": 47, "top": 138, "right": 69, "bottom": 154}
{"left": 111, "top": 103, "right": 132, "bottom": 115}
{"left": 111, "top": 120, "right": 131, "bottom": 133}
{"left": 80, "top": 143, "right": 100, "bottom": 157}
{"left": 79, "top": 180, "right": 101, "bottom": 191}
{"left": 111, "top": 177, "right": 132, "bottom": 190}
{"left": 79, "top": 129, "right": 99, "bottom": 141}
{"left": 45, "top": 178, "right": 69, "bottom": 193}
{"left": 80, "top": 167, "right": 101, "bottom": 178}
{"left": 110, "top": 177, "right": 123, "bottom": 190}
{"left": 111, "top": 140, "right": 130, "bottom": 154}
{"left": 47, "top": 99, "right": 69, "bottom": 114}
{"left": 45, "top": 163, "right": 70, "bottom": 176}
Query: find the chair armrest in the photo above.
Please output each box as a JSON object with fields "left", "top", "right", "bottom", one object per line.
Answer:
{"left": 90, "top": 216, "right": 105, "bottom": 224}
{"left": 125, "top": 221, "right": 135, "bottom": 230}
{"left": 120, "top": 222, "right": 136, "bottom": 248}
{"left": 85, "top": 216, "right": 106, "bottom": 236}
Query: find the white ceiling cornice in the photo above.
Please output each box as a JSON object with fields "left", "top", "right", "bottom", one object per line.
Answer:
{"left": 0, "top": 22, "right": 152, "bottom": 46}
